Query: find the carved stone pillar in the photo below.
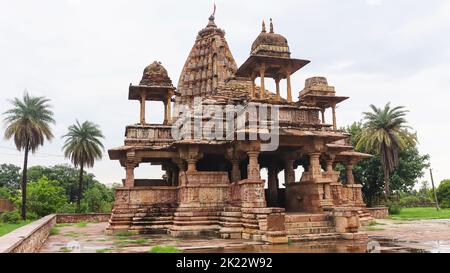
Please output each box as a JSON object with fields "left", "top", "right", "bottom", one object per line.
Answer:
{"left": 284, "top": 159, "right": 295, "bottom": 185}
{"left": 247, "top": 151, "right": 260, "bottom": 180}
{"left": 251, "top": 74, "right": 256, "bottom": 99}
{"left": 286, "top": 69, "right": 292, "bottom": 102}
{"left": 275, "top": 78, "right": 281, "bottom": 101}
{"left": 166, "top": 95, "right": 172, "bottom": 125}
{"left": 259, "top": 64, "right": 266, "bottom": 99}
{"left": 309, "top": 153, "right": 322, "bottom": 179}
{"left": 163, "top": 100, "right": 168, "bottom": 125}
{"left": 267, "top": 165, "right": 279, "bottom": 207}
{"left": 332, "top": 103, "right": 337, "bottom": 131}
{"left": 346, "top": 162, "right": 355, "bottom": 185}
{"left": 140, "top": 93, "right": 146, "bottom": 125}
{"left": 321, "top": 109, "right": 326, "bottom": 124}
{"left": 325, "top": 156, "right": 335, "bottom": 172}
{"left": 124, "top": 163, "right": 137, "bottom": 188}
{"left": 187, "top": 159, "right": 197, "bottom": 173}
{"left": 231, "top": 159, "right": 241, "bottom": 182}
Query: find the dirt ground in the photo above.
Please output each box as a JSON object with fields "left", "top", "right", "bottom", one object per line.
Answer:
{"left": 39, "top": 219, "right": 450, "bottom": 253}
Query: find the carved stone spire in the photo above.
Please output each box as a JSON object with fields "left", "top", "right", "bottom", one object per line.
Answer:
{"left": 270, "top": 18, "right": 274, "bottom": 33}
{"left": 262, "top": 20, "right": 266, "bottom": 33}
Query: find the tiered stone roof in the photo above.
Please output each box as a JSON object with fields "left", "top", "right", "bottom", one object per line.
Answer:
{"left": 177, "top": 15, "right": 238, "bottom": 98}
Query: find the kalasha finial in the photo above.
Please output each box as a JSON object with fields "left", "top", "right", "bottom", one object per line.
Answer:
{"left": 270, "top": 18, "right": 274, "bottom": 33}
{"left": 262, "top": 20, "right": 266, "bottom": 33}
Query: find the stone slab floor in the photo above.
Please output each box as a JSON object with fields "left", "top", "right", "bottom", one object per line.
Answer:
{"left": 39, "top": 219, "right": 450, "bottom": 253}
{"left": 362, "top": 218, "right": 450, "bottom": 253}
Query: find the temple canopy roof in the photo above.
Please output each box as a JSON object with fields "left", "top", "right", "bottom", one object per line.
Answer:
{"left": 177, "top": 15, "right": 238, "bottom": 98}
{"left": 251, "top": 19, "right": 290, "bottom": 58}
{"left": 129, "top": 61, "right": 175, "bottom": 101}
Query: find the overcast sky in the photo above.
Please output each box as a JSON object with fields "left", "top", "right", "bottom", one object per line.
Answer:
{"left": 1, "top": 0, "right": 449, "bottom": 186}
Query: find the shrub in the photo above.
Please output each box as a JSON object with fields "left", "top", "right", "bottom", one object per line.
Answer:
{"left": 149, "top": 245, "right": 182, "bottom": 253}
{"left": 399, "top": 195, "right": 434, "bottom": 208}
{"left": 27, "top": 176, "right": 69, "bottom": 217}
{"left": 0, "top": 210, "right": 21, "bottom": 224}
{"left": 437, "top": 180, "right": 450, "bottom": 208}
{"left": 387, "top": 202, "right": 402, "bottom": 215}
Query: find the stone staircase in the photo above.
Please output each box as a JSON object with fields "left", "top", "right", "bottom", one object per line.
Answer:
{"left": 356, "top": 208, "right": 374, "bottom": 226}
{"left": 285, "top": 213, "right": 340, "bottom": 241}
{"left": 130, "top": 205, "right": 176, "bottom": 234}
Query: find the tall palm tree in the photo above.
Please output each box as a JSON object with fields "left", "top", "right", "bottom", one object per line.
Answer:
{"left": 356, "top": 103, "right": 417, "bottom": 197}
{"left": 3, "top": 92, "right": 55, "bottom": 219}
{"left": 62, "top": 120, "right": 104, "bottom": 211}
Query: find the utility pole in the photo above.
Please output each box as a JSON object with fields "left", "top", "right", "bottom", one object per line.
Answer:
{"left": 430, "top": 168, "right": 440, "bottom": 211}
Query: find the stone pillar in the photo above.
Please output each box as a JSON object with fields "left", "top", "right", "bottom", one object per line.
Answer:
{"left": 166, "top": 95, "right": 172, "bottom": 125}
{"left": 231, "top": 159, "right": 241, "bottom": 182}
{"left": 309, "top": 153, "right": 322, "bottom": 179}
{"left": 251, "top": 74, "right": 256, "bottom": 98}
{"left": 321, "top": 109, "right": 326, "bottom": 124}
{"left": 140, "top": 93, "right": 146, "bottom": 125}
{"left": 332, "top": 103, "right": 337, "bottom": 131}
{"left": 286, "top": 70, "right": 292, "bottom": 103}
{"left": 163, "top": 100, "right": 168, "bottom": 125}
{"left": 124, "top": 163, "right": 136, "bottom": 188}
{"left": 247, "top": 151, "right": 260, "bottom": 180}
{"left": 345, "top": 162, "right": 355, "bottom": 185}
{"left": 259, "top": 64, "right": 266, "bottom": 99}
{"left": 284, "top": 159, "right": 295, "bottom": 185}
{"left": 187, "top": 159, "right": 197, "bottom": 173}
{"left": 268, "top": 165, "right": 279, "bottom": 207}
{"left": 275, "top": 78, "right": 280, "bottom": 101}
{"left": 326, "top": 158, "right": 334, "bottom": 172}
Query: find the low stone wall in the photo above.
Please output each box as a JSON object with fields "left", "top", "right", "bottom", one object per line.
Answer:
{"left": 0, "top": 214, "right": 56, "bottom": 253}
{"left": 56, "top": 213, "right": 111, "bottom": 223}
{"left": 366, "top": 207, "right": 389, "bottom": 219}
{"left": 0, "top": 213, "right": 111, "bottom": 253}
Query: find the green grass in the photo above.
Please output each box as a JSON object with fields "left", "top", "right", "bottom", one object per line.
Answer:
{"left": 365, "top": 227, "right": 385, "bottom": 231}
{"left": 0, "top": 220, "right": 31, "bottom": 237}
{"left": 59, "top": 247, "right": 72, "bottom": 253}
{"left": 55, "top": 223, "right": 73, "bottom": 228}
{"left": 389, "top": 207, "right": 450, "bottom": 220}
{"left": 64, "top": 231, "right": 86, "bottom": 237}
{"left": 149, "top": 245, "right": 182, "bottom": 253}
{"left": 114, "top": 238, "right": 148, "bottom": 247}
{"left": 50, "top": 227, "right": 60, "bottom": 235}
{"left": 368, "top": 220, "right": 386, "bottom": 226}
{"left": 75, "top": 221, "right": 88, "bottom": 228}
{"left": 96, "top": 248, "right": 114, "bottom": 253}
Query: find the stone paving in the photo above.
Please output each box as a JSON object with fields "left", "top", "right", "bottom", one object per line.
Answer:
{"left": 39, "top": 219, "right": 450, "bottom": 253}
{"left": 362, "top": 219, "right": 450, "bottom": 253}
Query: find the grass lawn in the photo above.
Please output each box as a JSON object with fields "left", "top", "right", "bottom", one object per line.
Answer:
{"left": 0, "top": 220, "right": 31, "bottom": 237}
{"left": 390, "top": 207, "right": 450, "bottom": 220}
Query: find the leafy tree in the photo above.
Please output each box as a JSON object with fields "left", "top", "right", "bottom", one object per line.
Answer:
{"left": 341, "top": 122, "right": 429, "bottom": 206}
{"left": 62, "top": 121, "right": 104, "bottom": 211}
{"left": 27, "top": 164, "right": 96, "bottom": 203}
{"left": 2, "top": 92, "right": 55, "bottom": 219}
{"left": 81, "top": 183, "right": 114, "bottom": 213}
{"left": 356, "top": 103, "right": 417, "bottom": 197}
{"left": 436, "top": 180, "right": 450, "bottom": 208}
{"left": 0, "top": 163, "right": 21, "bottom": 190}
{"left": 27, "top": 176, "right": 68, "bottom": 217}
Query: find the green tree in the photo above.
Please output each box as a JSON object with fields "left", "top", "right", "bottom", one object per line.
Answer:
{"left": 62, "top": 121, "right": 104, "bottom": 211}
{"left": 2, "top": 92, "right": 55, "bottom": 219}
{"left": 0, "top": 163, "right": 21, "bottom": 190}
{"left": 342, "top": 122, "right": 429, "bottom": 206}
{"left": 436, "top": 180, "right": 450, "bottom": 208}
{"left": 356, "top": 103, "right": 417, "bottom": 197}
{"left": 27, "top": 176, "right": 68, "bottom": 217}
{"left": 81, "top": 183, "right": 114, "bottom": 213}
{"left": 27, "top": 164, "right": 96, "bottom": 202}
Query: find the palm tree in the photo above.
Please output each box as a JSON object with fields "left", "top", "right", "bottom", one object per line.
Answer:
{"left": 3, "top": 92, "right": 55, "bottom": 219}
{"left": 356, "top": 103, "right": 417, "bottom": 197}
{"left": 62, "top": 120, "right": 104, "bottom": 211}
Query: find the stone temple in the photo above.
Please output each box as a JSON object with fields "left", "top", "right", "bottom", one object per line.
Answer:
{"left": 106, "top": 14, "right": 372, "bottom": 243}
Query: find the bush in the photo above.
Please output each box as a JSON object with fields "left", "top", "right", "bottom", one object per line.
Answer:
{"left": 437, "top": 180, "right": 450, "bottom": 208}
{"left": 0, "top": 210, "right": 21, "bottom": 224}
{"left": 27, "top": 176, "right": 69, "bottom": 217}
{"left": 387, "top": 202, "right": 402, "bottom": 215}
{"left": 399, "top": 195, "right": 434, "bottom": 208}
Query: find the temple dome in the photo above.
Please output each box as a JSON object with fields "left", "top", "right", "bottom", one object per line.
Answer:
{"left": 140, "top": 61, "right": 173, "bottom": 87}
{"left": 251, "top": 19, "right": 290, "bottom": 58}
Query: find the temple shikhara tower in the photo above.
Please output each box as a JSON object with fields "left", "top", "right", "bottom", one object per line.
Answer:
{"left": 107, "top": 13, "right": 372, "bottom": 243}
